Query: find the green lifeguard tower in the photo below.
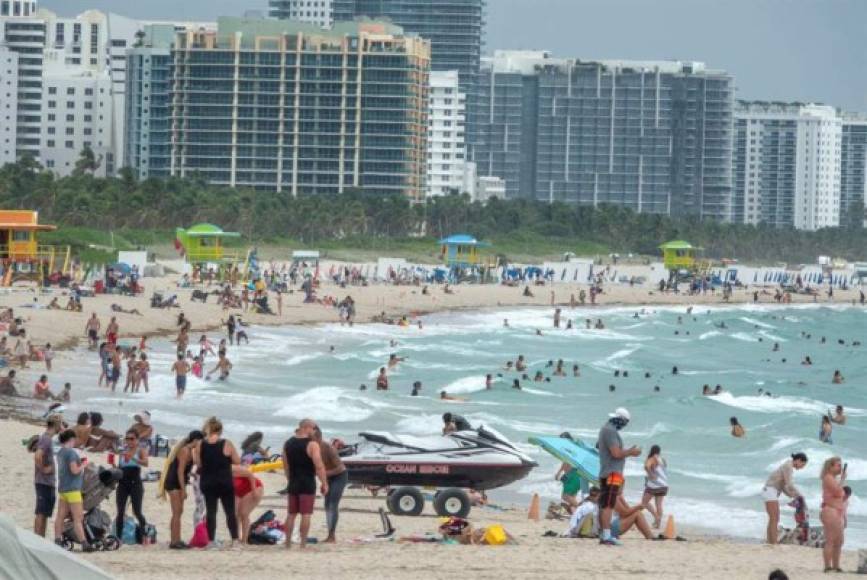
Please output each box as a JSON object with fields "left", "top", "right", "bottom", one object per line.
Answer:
{"left": 659, "top": 240, "right": 700, "bottom": 271}
{"left": 175, "top": 224, "right": 242, "bottom": 278}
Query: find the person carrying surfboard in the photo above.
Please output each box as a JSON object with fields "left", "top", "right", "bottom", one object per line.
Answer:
{"left": 597, "top": 407, "right": 641, "bottom": 546}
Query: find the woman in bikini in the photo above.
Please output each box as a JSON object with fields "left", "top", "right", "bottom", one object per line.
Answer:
{"left": 135, "top": 353, "right": 150, "bottom": 393}
{"left": 820, "top": 457, "right": 847, "bottom": 573}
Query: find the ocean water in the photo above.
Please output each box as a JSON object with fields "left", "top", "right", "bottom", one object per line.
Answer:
{"left": 62, "top": 304, "right": 867, "bottom": 546}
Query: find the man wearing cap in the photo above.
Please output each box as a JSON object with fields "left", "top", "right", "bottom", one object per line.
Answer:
{"left": 597, "top": 407, "right": 641, "bottom": 545}
{"left": 34, "top": 415, "right": 62, "bottom": 537}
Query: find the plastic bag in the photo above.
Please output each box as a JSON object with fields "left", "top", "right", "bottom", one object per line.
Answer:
{"left": 482, "top": 524, "right": 507, "bottom": 546}
{"left": 189, "top": 521, "right": 209, "bottom": 548}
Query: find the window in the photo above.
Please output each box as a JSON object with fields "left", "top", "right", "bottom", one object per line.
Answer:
{"left": 65, "top": 127, "right": 74, "bottom": 135}
{"left": 66, "top": 101, "right": 74, "bottom": 109}
{"left": 12, "top": 231, "right": 31, "bottom": 242}
{"left": 84, "top": 101, "right": 93, "bottom": 110}
{"left": 46, "top": 139, "right": 55, "bottom": 147}
{"left": 83, "top": 114, "right": 92, "bottom": 122}
{"left": 84, "top": 88, "right": 93, "bottom": 96}
{"left": 47, "top": 114, "right": 55, "bottom": 121}
{"left": 47, "top": 127, "right": 54, "bottom": 134}
{"left": 66, "top": 114, "right": 74, "bottom": 122}
{"left": 47, "top": 100, "right": 56, "bottom": 108}
{"left": 65, "top": 140, "right": 74, "bottom": 149}
{"left": 83, "top": 128, "right": 91, "bottom": 135}
{"left": 66, "top": 87, "right": 75, "bottom": 96}
{"left": 48, "top": 87, "right": 57, "bottom": 95}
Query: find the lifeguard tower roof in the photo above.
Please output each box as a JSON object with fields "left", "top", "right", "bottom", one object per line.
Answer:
{"left": 658, "top": 240, "right": 701, "bottom": 251}
{"left": 0, "top": 210, "right": 56, "bottom": 231}
{"left": 183, "top": 223, "right": 240, "bottom": 238}
{"left": 438, "top": 234, "right": 489, "bottom": 247}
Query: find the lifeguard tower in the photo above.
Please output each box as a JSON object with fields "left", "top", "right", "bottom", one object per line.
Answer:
{"left": 175, "top": 223, "right": 242, "bottom": 280}
{"left": 439, "top": 234, "right": 497, "bottom": 282}
{"left": 659, "top": 240, "right": 700, "bottom": 271}
{"left": 0, "top": 210, "right": 70, "bottom": 285}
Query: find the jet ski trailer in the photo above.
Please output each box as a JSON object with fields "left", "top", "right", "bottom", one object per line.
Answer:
{"left": 341, "top": 426, "right": 536, "bottom": 518}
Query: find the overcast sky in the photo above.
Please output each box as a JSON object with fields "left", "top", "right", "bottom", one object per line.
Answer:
{"left": 42, "top": 0, "right": 867, "bottom": 111}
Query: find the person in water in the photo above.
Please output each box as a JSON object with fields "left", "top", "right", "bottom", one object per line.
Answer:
{"left": 439, "top": 390, "right": 466, "bottom": 402}
{"left": 376, "top": 367, "right": 389, "bottom": 390}
{"left": 515, "top": 355, "right": 527, "bottom": 371}
{"left": 820, "top": 416, "right": 833, "bottom": 444}
{"left": 702, "top": 385, "right": 711, "bottom": 396}
{"left": 730, "top": 417, "right": 745, "bottom": 438}
{"left": 512, "top": 378, "right": 522, "bottom": 390}
{"left": 802, "top": 356, "right": 813, "bottom": 366}
{"left": 832, "top": 370, "right": 844, "bottom": 384}
{"left": 442, "top": 412, "right": 472, "bottom": 434}
{"left": 485, "top": 374, "right": 493, "bottom": 389}
{"left": 830, "top": 405, "right": 846, "bottom": 425}
{"left": 762, "top": 452, "right": 807, "bottom": 544}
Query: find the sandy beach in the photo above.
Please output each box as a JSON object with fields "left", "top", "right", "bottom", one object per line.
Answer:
{"left": 0, "top": 418, "right": 858, "bottom": 580}
{"left": 0, "top": 262, "right": 863, "bottom": 579}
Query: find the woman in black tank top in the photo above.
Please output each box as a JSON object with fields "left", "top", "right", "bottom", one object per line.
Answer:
{"left": 160, "top": 430, "right": 203, "bottom": 549}
{"left": 195, "top": 418, "right": 240, "bottom": 544}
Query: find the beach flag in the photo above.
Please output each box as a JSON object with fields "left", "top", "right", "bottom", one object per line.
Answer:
{"left": 664, "top": 515, "right": 676, "bottom": 540}
{"left": 527, "top": 493, "right": 540, "bottom": 521}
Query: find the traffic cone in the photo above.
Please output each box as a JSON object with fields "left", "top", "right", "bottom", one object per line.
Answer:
{"left": 527, "top": 493, "right": 540, "bottom": 521}
{"left": 663, "top": 515, "right": 676, "bottom": 540}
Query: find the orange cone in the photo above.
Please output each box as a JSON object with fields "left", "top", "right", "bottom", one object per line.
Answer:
{"left": 663, "top": 515, "right": 676, "bottom": 540}
{"left": 527, "top": 493, "right": 540, "bottom": 521}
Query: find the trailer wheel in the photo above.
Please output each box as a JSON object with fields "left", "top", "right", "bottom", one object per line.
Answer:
{"left": 433, "top": 488, "right": 471, "bottom": 518}
{"left": 386, "top": 486, "right": 425, "bottom": 516}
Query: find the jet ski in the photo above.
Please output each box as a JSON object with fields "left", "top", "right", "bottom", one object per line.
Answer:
{"left": 342, "top": 426, "right": 536, "bottom": 490}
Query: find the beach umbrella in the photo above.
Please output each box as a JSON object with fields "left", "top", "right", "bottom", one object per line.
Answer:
{"left": 0, "top": 514, "right": 113, "bottom": 580}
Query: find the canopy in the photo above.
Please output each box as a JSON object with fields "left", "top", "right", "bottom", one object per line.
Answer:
{"left": 108, "top": 262, "right": 131, "bottom": 274}
{"left": 0, "top": 513, "right": 114, "bottom": 580}
{"left": 439, "top": 234, "right": 490, "bottom": 247}
{"left": 182, "top": 223, "right": 240, "bottom": 238}
{"left": 658, "top": 240, "right": 701, "bottom": 251}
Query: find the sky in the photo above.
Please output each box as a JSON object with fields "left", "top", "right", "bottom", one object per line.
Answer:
{"left": 42, "top": 0, "right": 867, "bottom": 111}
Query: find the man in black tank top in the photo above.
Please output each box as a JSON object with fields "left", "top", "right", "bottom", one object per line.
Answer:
{"left": 282, "top": 418, "right": 328, "bottom": 549}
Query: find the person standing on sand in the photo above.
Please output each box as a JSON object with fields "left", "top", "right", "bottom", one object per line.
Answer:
{"left": 641, "top": 445, "right": 668, "bottom": 528}
{"left": 84, "top": 314, "right": 100, "bottom": 349}
{"left": 314, "top": 426, "right": 347, "bottom": 543}
{"left": 820, "top": 457, "right": 846, "bottom": 572}
{"left": 596, "top": 407, "right": 641, "bottom": 546}
{"left": 282, "top": 419, "right": 328, "bottom": 549}
{"left": 109, "top": 345, "right": 122, "bottom": 391}
{"left": 171, "top": 354, "right": 190, "bottom": 399}
{"left": 195, "top": 417, "right": 241, "bottom": 547}
{"left": 54, "top": 430, "right": 92, "bottom": 551}
{"left": 276, "top": 291, "right": 283, "bottom": 316}
{"left": 159, "top": 430, "right": 204, "bottom": 549}
{"left": 33, "top": 415, "right": 62, "bottom": 537}
{"left": 115, "top": 430, "right": 149, "bottom": 541}
{"left": 553, "top": 308, "right": 561, "bottom": 329}
{"left": 762, "top": 452, "right": 807, "bottom": 544}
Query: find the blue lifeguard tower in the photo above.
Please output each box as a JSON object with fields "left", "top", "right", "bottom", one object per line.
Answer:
{"left": 438, "top": 235, "right": 497, "bottom": 282}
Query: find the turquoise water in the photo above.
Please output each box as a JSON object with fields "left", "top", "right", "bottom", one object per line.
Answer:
{"left": 67, "top": 304, "right": 867, "bottom": 546}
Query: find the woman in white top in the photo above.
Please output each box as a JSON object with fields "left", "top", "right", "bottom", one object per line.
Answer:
{"left": 762, "top": 452, "right": 808, "bottom": 544}
{"left": 641, "top": 445, "right": 668, "bottom": 528}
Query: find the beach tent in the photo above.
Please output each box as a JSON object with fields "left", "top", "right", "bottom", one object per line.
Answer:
{"left": 0, "top": 514, "right": 114, "bottom": 580}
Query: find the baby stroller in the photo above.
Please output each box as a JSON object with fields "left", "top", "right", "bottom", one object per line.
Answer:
{"left": 60, "top": 464, "right": 123, "bottom": 552}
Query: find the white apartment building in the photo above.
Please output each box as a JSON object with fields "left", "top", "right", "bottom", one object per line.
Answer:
{"left": 268, "top": 0, "right": 332, "bottom": 28}
{"left": 734, "top": 101, "right": 842, "bottom": 231}
{"left": 427, "top": 70, "right": 469, "bottom": 197}
{"left": 0, "top": 43, "right": 18, "bottom": 165}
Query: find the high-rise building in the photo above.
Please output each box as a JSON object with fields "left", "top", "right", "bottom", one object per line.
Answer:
{"left": 269, "top": 0, "right": 332, "bottom": 28}
{"left": 474, "top": 51, "right": 735, "bottom": 220}
{"left": 733, "top": 101, "right": 842, "bottom": 230}
{"left": 0, "top": 44, "right": 18, "bottom": 165}
{"left": 841, "top": 113, "right": 867, "bottom": 227}
{"left": 328, "top": 0, "right": 484, "bottom": 154}
{"left": 427, "top": 70, "right": 468, "bottom": 196}
{"left": 126, "top": 17, "right": 430, "bottom": 199}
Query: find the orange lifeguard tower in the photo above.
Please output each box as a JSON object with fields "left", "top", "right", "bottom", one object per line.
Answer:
{"left": 0, "top": 210, "right": 69, "bottom": 285}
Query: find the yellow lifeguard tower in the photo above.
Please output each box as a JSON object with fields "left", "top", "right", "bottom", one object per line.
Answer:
{"left": 175, "top": 224, "right": 241, "bottom": 265}
{"left": 439, "top": 234, "right": 497, "bottom": 268}
{"left": 659, "top": 240, "right": 700, "bottom": 271}
{"left": 0, "top": 210, "right": 70, "bottom": 285}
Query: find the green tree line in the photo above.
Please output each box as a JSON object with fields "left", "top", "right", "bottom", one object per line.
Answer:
{"left": 0, "top": 155, "right": 864, "bottom": 264}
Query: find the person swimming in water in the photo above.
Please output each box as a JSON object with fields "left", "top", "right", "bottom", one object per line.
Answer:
{"left": 533, "top": 371, "right": 544, "bottom": 382}
{"left": 206, "top": 352, "right": 233, "bottom": 381}
{"left": 730, "top": 417, "right": 745, "bottom": 438}
{"left": 440, "top": 390, "right": 466, "bottom": 402}
{"left": 485, "top": 374, "right": 493, "bottom": 389}
{"left": 702, "top": 385, "right": 712, "bottom": 396}
{"left": 609, "top": 384, "right": 616, "bottom": 392}
{"left": 512, "top": 379, "right": 522, "bottom": 390}
{"left": 672, "top": 366, "right": 679, "bottom": 375}
{"left": 832, "top": 370, "right": 844, "bottom": 384}
{"left": 515, "top": 355, "right": 527, "bottom": 372}
{"left": 376, "top": 368, "right": 389, "bottom": 390}
{"left": 830, "top": 405, "right": 846, "bottom": 425}
{"left": 411, "top": 381, "right": 422, "bottom": 396}
{"left": 819, "top": 416, "right": 833, "bottom": 444}
{"left": 387, "top": 353, "right": 406, "bottom": 368}
{"left": 802, "top": 356, "right": 813, "bottom": 366}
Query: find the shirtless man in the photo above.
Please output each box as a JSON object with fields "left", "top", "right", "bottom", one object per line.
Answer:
{"left": 207, "top": 352, "right": 233, "bottom": 381}
{"left": 176, "top": 327, "right": 189, "bottom": 356}
{"left": 109, "top": 346, "right": 122, "bottom": 391}
{"left": 84, "top": 314, "right": 101, "bottom": 349}
{"left": 830, "top": 405, "right": 846, "bottom": 425}
{"left": 171, "top": 354, "right": 190, "bottom": 400}
{"left": 387, "top": 354, "right": 405, "bottom": 368}
{"left": 106, "top": 317, "right": 119, "bottom": 347}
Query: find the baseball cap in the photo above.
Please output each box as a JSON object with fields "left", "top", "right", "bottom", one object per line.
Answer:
{"left": 608, "top": 407, "right": 631, "bottom": 421}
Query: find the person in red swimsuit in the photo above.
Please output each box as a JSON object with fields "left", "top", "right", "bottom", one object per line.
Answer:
{"left": 233, "top": 469, "right": 263, "bottom": 544}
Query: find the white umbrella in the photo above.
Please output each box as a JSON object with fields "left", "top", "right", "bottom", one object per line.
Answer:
{"left": 0, "top": 514, "right": 114, "bottom": 580}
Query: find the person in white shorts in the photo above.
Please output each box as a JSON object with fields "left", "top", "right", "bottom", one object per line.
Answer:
{"left": 763, "top": 452, "right": 808, "bottom": 544}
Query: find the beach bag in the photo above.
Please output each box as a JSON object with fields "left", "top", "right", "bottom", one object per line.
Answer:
{"left": 120, "top": 518, "right": 138, "bottom": 545}
{"left": 482, "top": 525, "right": 507, "bottom": 546}
{"left": 857, "top": 549, "right": 867, "bottom": 574}
{"left": 137, "top": 523, "right": 157, "bottom": 545}
{"left": 189, "top": 521, "right": 209, "bottom": 549}
{"left": 251, "top": 510, "right": 276, "bottom": 530}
